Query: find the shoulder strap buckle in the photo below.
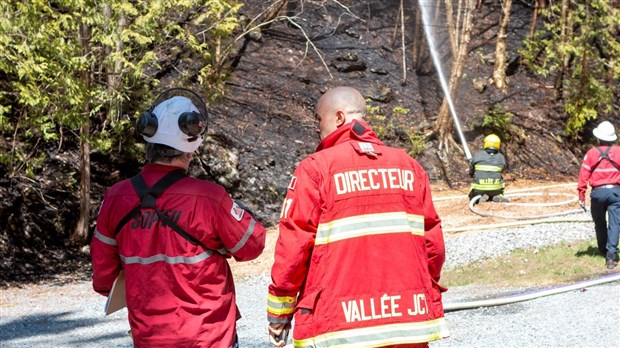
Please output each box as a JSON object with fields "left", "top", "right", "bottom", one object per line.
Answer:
{"left": 113, "top": 170, "right": 187, "bottom": 236}
{"left": 130, "top": 171, "right": 187, "bottom": 209}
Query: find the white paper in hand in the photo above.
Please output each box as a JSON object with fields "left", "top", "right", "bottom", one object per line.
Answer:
{"left": 104, "top": 270, "right": 126, "bottom": 315}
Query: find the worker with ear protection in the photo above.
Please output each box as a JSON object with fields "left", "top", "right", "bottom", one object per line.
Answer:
{"left": 468, "top": 134, "right": 509, "bottom": 203}
{"left": 90, "top": 89, "right": 266, "bottom": 347}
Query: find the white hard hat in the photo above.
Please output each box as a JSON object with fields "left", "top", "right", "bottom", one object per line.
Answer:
{"left": 593, "top": 121, "right": 617, "bottom": 142}
{"left": 144, "top": 96, "right": 204, "bottom": 153}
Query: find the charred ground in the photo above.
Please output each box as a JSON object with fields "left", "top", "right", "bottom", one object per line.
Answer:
{"left": 0, "top": 1, "right": 616, "bottom": 284}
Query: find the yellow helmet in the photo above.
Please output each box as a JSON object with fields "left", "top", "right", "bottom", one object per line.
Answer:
{"left": 483, "top": 134, "right": 501, "bottom": 150}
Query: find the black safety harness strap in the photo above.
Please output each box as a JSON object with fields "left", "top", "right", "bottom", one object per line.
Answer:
{"left": 113, "top": 170, "right": 206, "bottom": 248}
{"left": 592, "top": 146, "right": 620, "bottom": 172}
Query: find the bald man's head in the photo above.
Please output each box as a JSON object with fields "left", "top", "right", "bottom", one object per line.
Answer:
{"left": 315, "top": 86, "right": 366, "bottom": 140}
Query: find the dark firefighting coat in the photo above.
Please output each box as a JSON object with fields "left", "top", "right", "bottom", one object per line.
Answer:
{"left": 91, "top": 164, "right": 265, "bottom": 348}
{"left": 469, "top": 149, "right": 506, "bottom": 193}
{"left": 267, "top": 120, "right": 449, "bottom": 347}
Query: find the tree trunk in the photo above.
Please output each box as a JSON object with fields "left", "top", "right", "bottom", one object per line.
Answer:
{"left": 412, "top": 9, "right": 422, "bottom": 70}
{"left": 554, "top": 0, "right": 568, "bottom": 93}
{"left": 445, "top": 0, "right": 458, "bottom": 57}
{"left": 73, "top": 22, "right": 91, "bottom": 244}
{"left": 104, "top": 4, "right": 124, "bottom": 123}
{"left": 434, "top": 0, "right": 442, "bottom": 24}
{"left": 434, "top": 0, "right": 476, "bottom": 158}
{"left": 491, "top": 0, "right": 512, "bottom": 89}
{"left": 529, "top": 0, "right": 546, "bottom": 39}
{"left": 578, "top": 49, "right": 588, "bottom": 96}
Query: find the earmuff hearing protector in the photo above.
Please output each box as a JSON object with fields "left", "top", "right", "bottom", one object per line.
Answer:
{"left": 137, "top": 88, "right": 209, "bottom": 139}
{"left": 178, "top": 111, "right": 206, "bottom": 138}
{"left": 136, "top": 109, "right": 159, "bottom": 138}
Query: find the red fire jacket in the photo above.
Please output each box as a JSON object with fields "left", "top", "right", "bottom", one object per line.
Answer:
{"left": 91, "top": 164, "right": 265, "bottom": 348}
{"left": 578, "top": 145, "right": 620, "bottom": 201}
{"left": 267, "top": 120, "right": 449, "bottom": 347}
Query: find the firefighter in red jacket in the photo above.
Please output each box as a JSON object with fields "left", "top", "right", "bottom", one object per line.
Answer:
{"left": 577, "top": 120, "right": 620, "bottom": 269}
{"left": 90, "top": 88, "right": 266, "bottom": 347}
{"left": 267, "top": 86, "right": 449, "bottom": 347}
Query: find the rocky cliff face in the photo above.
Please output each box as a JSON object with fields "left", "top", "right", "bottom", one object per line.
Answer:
{"left": 1, "top": 1, "right": 609, "bottom": 281}
{"left": 198, "top": 0, "right": 587, "bottom": 225}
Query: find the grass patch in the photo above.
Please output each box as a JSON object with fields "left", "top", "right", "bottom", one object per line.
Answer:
{"left": 442, "top": 238, "right": 617, "bottom": 288}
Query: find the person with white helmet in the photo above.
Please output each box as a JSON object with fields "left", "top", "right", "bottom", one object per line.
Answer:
{"left": 577, "top": 120, "right": 620, "bottom": 269}
{"left": 90, "top": 88, "right": 266, "bottom": 347}
{"left": 468, "top": 134, "right": 509, "bottom": 203}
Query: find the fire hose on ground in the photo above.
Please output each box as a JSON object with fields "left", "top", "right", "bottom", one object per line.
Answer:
{"left": 468, "top": 192, "right": 586, "bottom": 220}
{"left": 443, "top": 272, "right": 620, "bottom": 312}
{"left": 434, "top": 183, "right": 593, "bottom": 233}
{"left": 433, "top": 183, "right": 619, "bottom": 311}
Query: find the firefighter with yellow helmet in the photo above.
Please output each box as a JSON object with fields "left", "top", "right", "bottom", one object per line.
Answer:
{"left": 469, "top": 134, "right": 509, "bottom": 203}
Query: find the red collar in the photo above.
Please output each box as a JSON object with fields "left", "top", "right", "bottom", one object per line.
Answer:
{"left": 315, "top": 120, "right": 383, "bottom": 152}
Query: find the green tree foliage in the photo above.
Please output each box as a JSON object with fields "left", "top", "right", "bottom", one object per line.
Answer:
{"left": 0, "top": 0, "right": 241, "bottom": 177}
{"left": 480, "top": 104, "right": 513, "bottom": 140}
{"left": 0, "top": 1, "right": 88, "bottom": 176}
{"left": 520, "top": 0, "right": 620, "bottom": 137}
{"left": 365, "top": 103, "right": 427, "bottom": 157}
{"left": 476, "top": 104, "right": 525, "bottom": 145}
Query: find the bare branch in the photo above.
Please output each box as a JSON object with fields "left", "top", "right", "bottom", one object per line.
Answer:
{"left": 391, "top": 2, "right": 401, "bottom": 47}
{"left": 327, "top": 10, "right": 365, "bottom": 36}
{"left": 227, "top": 0, "right": 371, "bottom": 80}
{"left": 284, "top": 16, "right": 334, "bottom": 79}
{"left": 329, "top": 0, "right": 366, "bottom": 22}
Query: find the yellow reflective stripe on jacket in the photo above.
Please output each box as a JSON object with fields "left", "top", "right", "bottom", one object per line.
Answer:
{"left": 267, "top": 293, "right": 296, "bottom": 316}
{"left": 315, "top": 212, "right": 424, "bottom": 245}
{"left": 471, "top": 183, "right": 504, "bottom": 190}
{"left": 474, "top": 164, "right": 503, "bottom": 172}
{"left": 293, "top": 318, "right": 448, "bottom": 348}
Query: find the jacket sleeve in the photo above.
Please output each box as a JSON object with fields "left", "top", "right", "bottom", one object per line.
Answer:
{"left": 469, "top": 151, "right": 482, "bottom": 177}
{"left": 577, "top": 149, "right": 594, "bottom": 202}
{"left": 500, "top": 152, "right": 508, "bottom": 172}
{"left": 267, "top": 160, "right": 320, "bottom": 325}
{"left": 90, "top": 193, "right": 123, "bottom": 297}
{"left": 214, "top": 194, "right": 266, "bottom": 262}
{"left": 421, "top": 170, "right": 446, "bottom": 291}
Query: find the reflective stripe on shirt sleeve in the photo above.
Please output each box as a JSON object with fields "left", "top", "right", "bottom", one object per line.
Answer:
{"left": 228, "top": 218, "right": 257, "bottom": 253}
{"left": 94, "top": 229, "right": 117, "bottom": 246}
{"left": 120, "top": 250, "right": 214, "bottom": 265}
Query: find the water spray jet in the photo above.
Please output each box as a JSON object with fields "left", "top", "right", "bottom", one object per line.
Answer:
{"left": 418, "top": 1, "right": 472, "bottom": 160}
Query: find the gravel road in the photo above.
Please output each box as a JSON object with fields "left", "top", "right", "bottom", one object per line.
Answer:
{"left": 2, "top": 213, "right": 619, "bottom": 347}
